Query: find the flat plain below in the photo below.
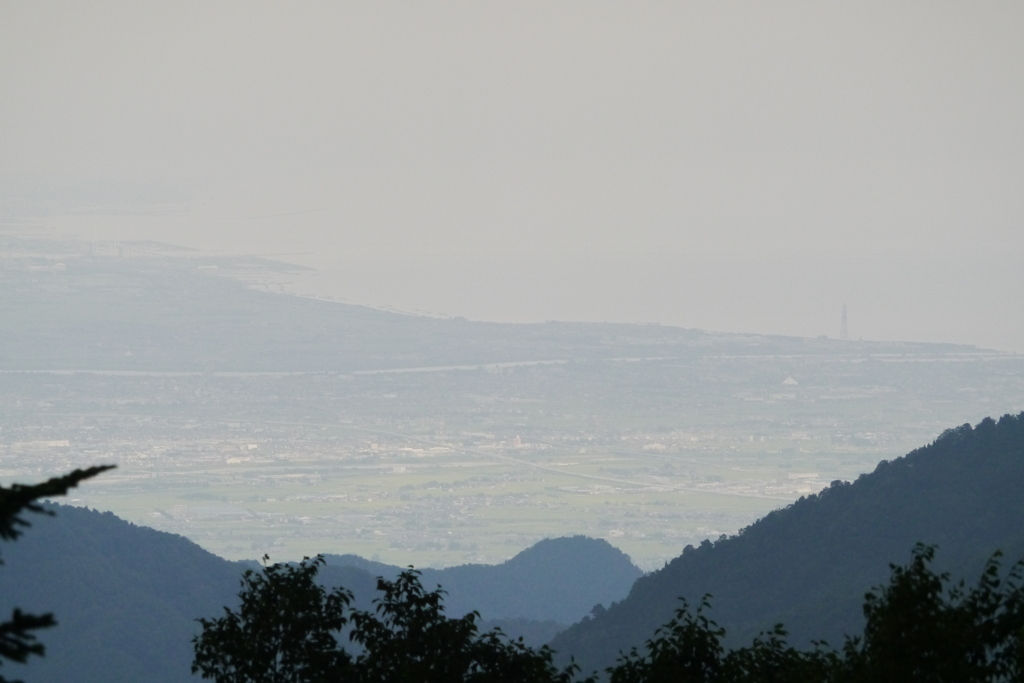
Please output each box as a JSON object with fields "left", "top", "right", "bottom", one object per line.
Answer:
{"left": 2, "top": 237, "right": 1023, "bottom": 569}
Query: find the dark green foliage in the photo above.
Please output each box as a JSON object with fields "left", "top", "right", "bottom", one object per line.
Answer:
{"left": 608, "top": 597, "right": 839, "bottom": 683}
{"left": 0, "top": 466, "right": 114, "bottom": 549}
{"left": 609, "top": 597, "right": 727, "bottom": 683}
{"left": 0, "top": 508, "right": 611, "bottom": 683}
{"left": 195, "top": 544, "right": 1024, "bottom": 683}
{"left": 478, "top": 619, "right": 568, "bottom": 648}
{"left": 346, "top": 568, "right": 565, "bottom": 683}
{"left": 554, "top": 413, "right": 1024, "bottom": 673}
{"left": 194, "top": 558, "right": 591, "bottom": 683}
{"left": 841, "top": 544, "right": 1024, "bottom": 683}
{"left": 0, "top": 611, "right": 55, "bottom": 674}
{"left": 192, "top": 556, "right": 354, "bottom": 683}
{"left": 606, "top": 544, "right": 1024, "bottom": 683}
{"left": 716, "top": 627, "right": 837, "bottom": 683}
{"left": 0, "top": 466, "right": 113, "bottom": 683}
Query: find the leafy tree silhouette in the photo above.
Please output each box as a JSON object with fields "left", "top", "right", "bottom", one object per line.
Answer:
{"left": 194, "top": 556, "right": 591, "bottom": 683}
{"left": 607, "top": 596, "right": 838, "bottom": 683}
{"left": 0, "top": 465, "right": 114, "bottom": 683}
{"left": 192, "top": 555, "right": 355, "bottom": 683}
{"left": 841, "top": 543, "right": 1024, "bottom": 683}
{"left": 192, "top": 544, "right": 1024, "bottom": 682}
{"left": 348, "top": 567, "right": 586, "bottom": 683}
{"left": 608, "top": 544, "right": 1024, "bottom": 683}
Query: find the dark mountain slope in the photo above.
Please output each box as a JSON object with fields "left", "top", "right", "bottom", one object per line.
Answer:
{"left": 0, "top": 504, "right": 631, "bottom": 681}
{"left": 0, "top": 504, "right": 393, "bottom": 683}
{"left": 0, "top": 504, "right": 246, "bottom": 683}
{"left": 325, "top": 535, "right": 643, "bottom": 625}
{"left": 551, "top": 413, "right": 1024, "bottom": 674}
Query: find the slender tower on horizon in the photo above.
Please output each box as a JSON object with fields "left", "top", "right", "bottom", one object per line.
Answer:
{"left": 840, "top": 304, "right": 848, "bottom": 340}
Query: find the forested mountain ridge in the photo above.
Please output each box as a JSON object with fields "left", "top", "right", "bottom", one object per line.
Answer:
{"left": 325, "top": 535, "right": 643, "bottom": 624}
{"left": 551, "top": 412, "right": 1024, "bottom": 674}
{"left": 0, "top": 504, "right": 246, "bottom": 683}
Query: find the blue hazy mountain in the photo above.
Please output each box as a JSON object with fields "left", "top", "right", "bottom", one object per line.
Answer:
{"left": 0, "top": 505, "right": 245, "bottom": 683}
{"left": 0, "top": 504, "right": 634, "bottom": 682}
{"left": 323, "top": 535, "right": 643, "bottom": 625}
{"left": 550, "top": 413, "right": 1024, "bottom": 674}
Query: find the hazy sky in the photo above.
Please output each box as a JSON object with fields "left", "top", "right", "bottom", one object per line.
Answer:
{"left": 2, "top": 2, "right": 1023, "bottom": 351}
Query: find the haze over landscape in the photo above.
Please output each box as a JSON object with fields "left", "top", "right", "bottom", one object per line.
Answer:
{"left": 2, "top": 2, "right": 1023, "bottom": 350}
{"left": 2, "top": 3, "right": 1024, "bottom": 682}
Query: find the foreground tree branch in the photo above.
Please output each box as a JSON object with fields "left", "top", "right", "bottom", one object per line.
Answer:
{"left": 0, "top": 465, "right": 114, "bottom": 683}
